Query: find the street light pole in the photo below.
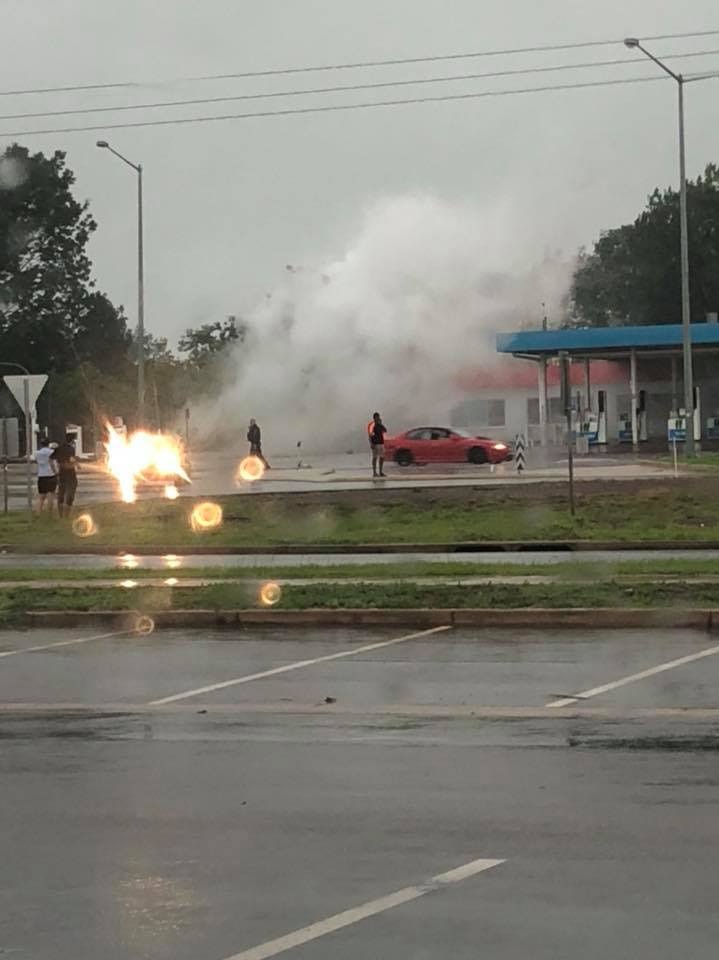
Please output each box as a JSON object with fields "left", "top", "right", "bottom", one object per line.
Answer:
{"left": 624, "top": 39, "right": 695, "bottom": 454}
{"left": 137, "top": 162, "right": 145, "bottom": 424}
{"left": 96, "top": 140, "right": 145, "bottom": 425}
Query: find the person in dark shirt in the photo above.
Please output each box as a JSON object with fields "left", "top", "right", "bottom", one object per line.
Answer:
{"left": 368, "top": 412, "right": 387, "bottom": 478}
{"left": 50, "top": 433, "right": 78, "bottom": 517}
{"left": 247, "top": 419, "right": 271, "bottom": 469}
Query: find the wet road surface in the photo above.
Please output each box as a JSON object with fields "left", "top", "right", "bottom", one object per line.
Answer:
{"left": 3, "top": 548, "right": 719, "bottom": 569}
{"left": 1, "top": 625, "right": 718, "bottom": 959}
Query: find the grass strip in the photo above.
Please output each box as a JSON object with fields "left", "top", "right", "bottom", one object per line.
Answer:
{"left": 2, "top": 483, "right": 719, "bottom": 548}
{"left": 4, "top": 558, "right": 719, "bottom": 583}
{"left": 2, "top": 579, "right": 719, "bottom": 626}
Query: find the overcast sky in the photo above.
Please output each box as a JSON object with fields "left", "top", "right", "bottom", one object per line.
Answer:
{"left": 2, "top": 0, "right": 718, "bottom": 344}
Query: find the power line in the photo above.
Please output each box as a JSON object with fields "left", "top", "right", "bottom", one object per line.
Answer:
{"left": 0, "top": 74, "right": 678, "bottom": 138}
{"left": 2, "top": 28, "right": 719, "bottom": 98}
{"left": 4, "top": 48, "right": 719, "bottom": 123}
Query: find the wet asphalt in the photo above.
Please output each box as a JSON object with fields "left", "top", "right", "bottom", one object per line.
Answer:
{"left": 3, "top": 548, "right": 719, "bottom": 569}
{"left": 1, "top": 625, "right": 718, "bottom": 959}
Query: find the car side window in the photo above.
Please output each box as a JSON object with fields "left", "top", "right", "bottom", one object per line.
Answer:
{"left": 408, "top": 429, "right": 432, "bottom": 440}
{"left": 431, "top": 429, "right": 450, "bottom": 440}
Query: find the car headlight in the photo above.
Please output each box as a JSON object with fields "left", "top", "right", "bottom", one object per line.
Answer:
{"left": 492, "top": 443, "right": 508, "bottom": 450}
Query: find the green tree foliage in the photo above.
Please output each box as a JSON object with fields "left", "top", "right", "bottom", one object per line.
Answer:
{"left": 177, "top": 316, "right": 245, "bottom": 367}
{"left": 1, "top": 144, "right": 246, "bottom": 439}
{"left": 0, "top": 143, "right": 130, "bottom": 372}
{"left": 571, "top": 164, "right": 719, "bottom": 326}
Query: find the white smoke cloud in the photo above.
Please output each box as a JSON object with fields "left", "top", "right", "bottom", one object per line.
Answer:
{"left": 197, "top": 194, "right": 573, "bottom": 452}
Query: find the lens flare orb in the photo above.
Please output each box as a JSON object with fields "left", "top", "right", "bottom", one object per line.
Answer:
{"left": 71, "top": 513, "right": 97, "bottom": 538}
{"left": 259, "top": 581, "right": 282, "bottom": 607}
{"left": 236, "top": 456, "right": 265, "bottom": 484}
{"left": 164, "top": 553, "right": 182, "bottom": 569}
{"left": 134, "top": 615, "right": 155, "bottom": 635}
{"left": 164, "top": 577, "right": 178, "bottom": 586}
{"left": 190, "top": 501, "right": 223, "bottom": 533}
{"left": 121, "top": 579, "right": 138, "bottom": 589}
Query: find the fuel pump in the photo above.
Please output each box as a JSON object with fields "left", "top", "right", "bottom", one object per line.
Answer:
{"left": 668, "top": 410, "right": 687, "bottom": 442}
{"left": 65, "top": 423, "right": 84, "bottom": 458}
{"left": 578, "top": 390, "right": 607, "bottom": 445}
{"left": 707, "top": 411, "right": 719, "bottom": 440}
{"left": 667, "top": 389, "right": 701, "bottom": 444}
{"left": 586, "top": 390, "right": 607, "bottom": 445}
{"left": 617, "top": 411, "right": 633, "bottom": 443}
{"left": 619, "top": 391, "right": 647, "bottom": 442}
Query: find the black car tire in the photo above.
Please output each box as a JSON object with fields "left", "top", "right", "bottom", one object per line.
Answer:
{"left": 467, "top": 446, "right": 488, "bottom": 465}
{"left": 395, "top": 449, "right": 414, "bottom": 467}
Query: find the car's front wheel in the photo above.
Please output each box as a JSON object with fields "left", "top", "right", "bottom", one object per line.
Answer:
{"left": 467, "top": 446, "right": 488, "bottom": 465}
{"left": 395, "top": 449, "right": 414, "bottom": 467}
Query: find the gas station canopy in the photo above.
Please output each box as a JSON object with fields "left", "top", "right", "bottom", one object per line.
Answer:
{"left": 496, "top": 322, "right": 719, "bottom": 359}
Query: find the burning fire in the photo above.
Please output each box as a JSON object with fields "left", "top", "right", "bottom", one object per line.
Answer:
{"left": 104, "top": 423, "right": 190, "bottom": 503}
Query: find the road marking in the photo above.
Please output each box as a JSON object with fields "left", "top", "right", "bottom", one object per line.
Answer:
{"left": 149, "top": 624, "right": 451, "bottom": 705}
{"left": 221, "top": 855, "right": 504, "bottom": 960}
{"left": 547, "top": 642, "right": 719, "bottom": 708}
{"left": 0, "top": 629, "right": 134, "bottom": 660}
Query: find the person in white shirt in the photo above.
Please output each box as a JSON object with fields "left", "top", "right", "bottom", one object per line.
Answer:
{"left": 34, "top": 437, "right": 58, "bottom": 514}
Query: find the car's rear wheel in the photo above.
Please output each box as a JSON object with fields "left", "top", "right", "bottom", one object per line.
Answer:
{"left": 395, "top": 449, "right": 414, "bottom": 467}
{"left": 467, "top": 446, "right": 488, "bottom": 465}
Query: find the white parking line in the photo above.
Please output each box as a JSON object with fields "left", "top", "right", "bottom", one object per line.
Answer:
{"left": 0, "top": 629, "right": 134, "bottom": 660}
{"left": 547, "top": 642, "right": 719, "bottom": 708}
{"left": 221, "top": 855, "right": 504, "bottom": 960}
{"left": 149, "top": 625, "right": 452, "bottom": 705}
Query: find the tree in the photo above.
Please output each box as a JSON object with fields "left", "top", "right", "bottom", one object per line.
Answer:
{"left": 0, "top": 143, "right": 129, "bottom": 372}
{"left": 571, "top": 164, "right": 719, "bottom": 326}
{"left": 177, "top": 316, "right": 245, "bottom": 367}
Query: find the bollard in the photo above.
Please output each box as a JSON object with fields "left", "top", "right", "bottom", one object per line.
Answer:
{"left": 514, "top": 434, "right": 527, "bottom": 474}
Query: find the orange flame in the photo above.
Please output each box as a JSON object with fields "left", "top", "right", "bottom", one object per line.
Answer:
{"left": 104, "top": 422, "right": 190, "bottom": 504}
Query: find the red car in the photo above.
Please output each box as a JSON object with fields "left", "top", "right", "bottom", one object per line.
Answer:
{"left": 385, "top": 427, "right": 511, "bottom": 466}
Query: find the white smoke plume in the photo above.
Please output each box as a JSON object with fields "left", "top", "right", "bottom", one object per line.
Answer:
{"left": 198, "top": 194, "right": 573, "bottom": 452}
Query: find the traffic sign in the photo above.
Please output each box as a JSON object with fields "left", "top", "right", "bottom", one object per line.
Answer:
{"left": 2, "top": 374, "right": 48, "bottom": 411}
{"left": 514, "top": 433, "right": 527, "bottom": 473}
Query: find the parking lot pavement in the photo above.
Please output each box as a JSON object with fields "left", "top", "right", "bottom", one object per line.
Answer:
{"left": 1, "top": 626, "right": 718, "bottom": 710}
{"left": 2, "top": 625, "right": 719, "bottom": 959}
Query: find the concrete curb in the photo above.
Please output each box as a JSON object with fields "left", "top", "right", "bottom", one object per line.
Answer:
{"left": 4, "top": 540, "right": 719, "bottom": 556}
{"left": 22, "top": 607, "right": 716, "bottom": 631}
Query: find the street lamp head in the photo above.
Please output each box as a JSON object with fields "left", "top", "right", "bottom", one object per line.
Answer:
{"left": 624, "top": 37, "right": 640, "bottom": 49}
{"left": 96, "top": 140, "right": 109, "bottom": 148}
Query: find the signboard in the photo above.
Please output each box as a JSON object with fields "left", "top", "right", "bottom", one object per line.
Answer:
{"left": 2, "top": 374, "right": 48, "bottom": 411}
